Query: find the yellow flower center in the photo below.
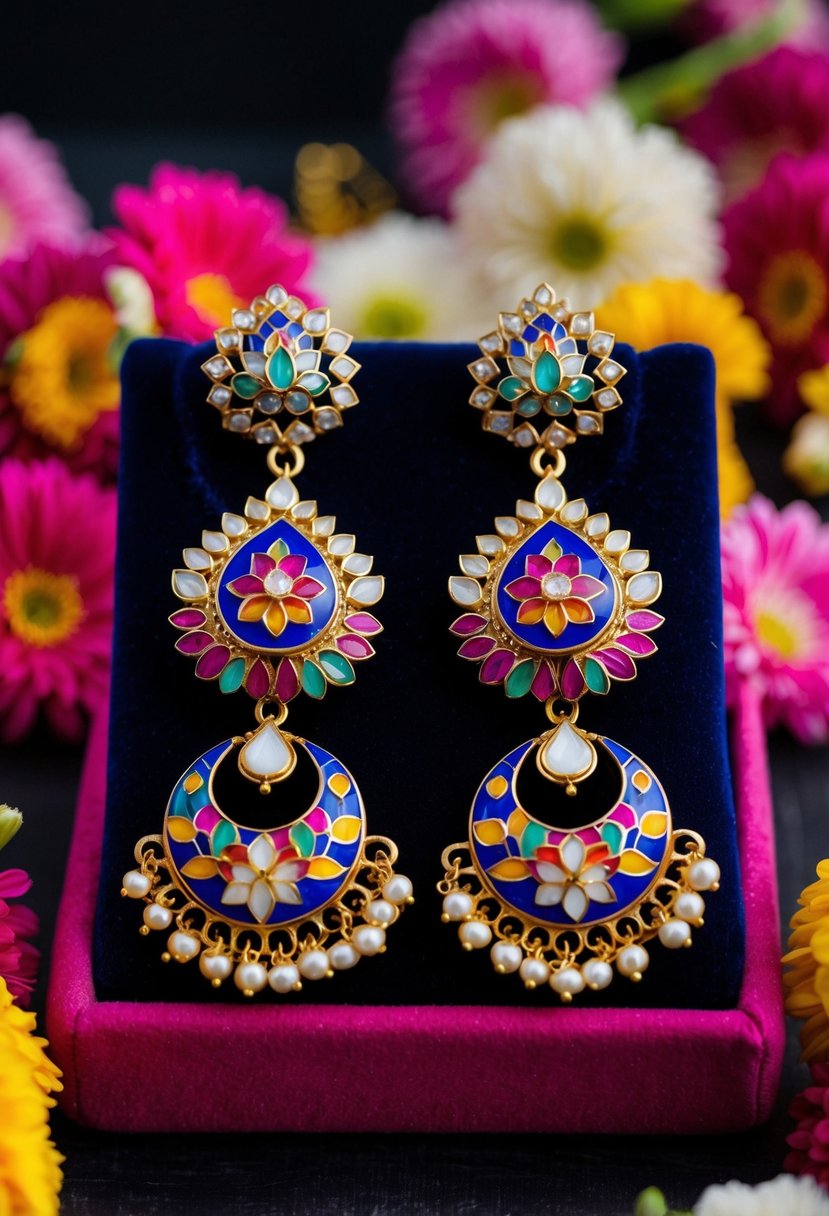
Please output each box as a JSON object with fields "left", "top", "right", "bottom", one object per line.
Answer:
{"left": 185, "top": 273, "right": 243, "bottom": 329}
{"left": 359, "top": 292, "right": 427, "bottom": 339}
{"left": 469, "top": 73, "right": 542, "bottom": 137}
{"left": 8, "top": 296, "right": 119, "bottom": 450}
{"left": 3, "top": 567, "right": 84, "bottom": 648}
{"left": 551, "top": 215, "right": 609, "bottom": 272}
{"left": 755, "top": 608, "right": 800, "bottom": 660}
{"left": 758, "top": 251, "right": 827, "bottom": 347}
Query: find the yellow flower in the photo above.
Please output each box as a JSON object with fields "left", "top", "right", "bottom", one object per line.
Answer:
{"left": 597, "top": 279, "right": 772, "bottom": 518}
{"left": 0, "top": 805, "right": 22, "bottom": 852}
{"left": 782, "top": 859, "right": 829, "bottom": 1062}
{"left": 799, "top": 365, "right": 829, "bottom": 416}
{"left": 0, "top": 978, "right": 63, "bottom": 1214}
{"left": 783, "top": 414, "right": 829, "bottom": 498}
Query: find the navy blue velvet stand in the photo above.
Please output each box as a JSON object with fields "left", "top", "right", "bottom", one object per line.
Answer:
{"left": 94, "top": 338, "right": 744, "bottom": 1007}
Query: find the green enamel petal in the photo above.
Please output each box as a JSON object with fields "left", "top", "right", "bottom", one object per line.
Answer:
{"left": 211, "top": 819, "right": 238, "bottom": 858}
{"left": 297, "top": 371, "right": 330, "bottom": 397}
{"left": 231, "top": 373, "right": 260, "bottom": 400}
{"left": 290, "top": 820, "right": 315, "bottom": 858}
{"left": 318, "top": 650, "right": 355, "bottom": 685}
{"left": 546, "top": 393, "right": 573, "bottom": 416}
{"left": 301, "top": 660, "right": 327, "bottom": 699}
{"left": 498, "top": 376, "right": 527, "bottom": 402}
{"left": 520, "top": 820, "right": 547, "bottom": 858}
{"left": 172, "top": 784, "right": 192, "bottom": 819}
{"left": 505, "top": 659, "right": 536, "bottom": 699}
{"left": 517, "top": 397, "right": 541, "bottom": 417}
{"left": 565, "top": 374, "right": 594, "bottom": 402}
{"left": 267, "top": 346, "right": 296, "bottom": 391}
{"left": 219, "top": 657, "right": 246, "bottom": 693}
{"left": 532, "top": 350, "right": 561, "bottom": 394}
{"left": 542, "top": 538, "right": 562, "bottom": 562}
{"left": 584, "top": 656, "right": 610, "bottom": 694}
{"left": 601, "top": 821, "right": 623, "bottom": 854}
{"left": 267, "top": 538, "right": 289, "bottom": 560}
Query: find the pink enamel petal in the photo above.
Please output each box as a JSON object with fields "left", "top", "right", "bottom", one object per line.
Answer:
{"left": 304, "top": 807, "right": 328, "bottom": 833}
{"left": 228, "top": 574, "right": 264, "bottom": 597}
{"left": 596, "top": 648, "right": 637, "bottom": 680}
{"left": 170, "top": 608, "right": 206, "bottom": 630}
{"left": 614, "top": 632, "right": 657, "bottom": 657}
{"left": 626, "top": 610, "right": 664, "bottom": 632}
{"left": 278, "top": 554, "right": 306, "bottom": 579}
{"left": 560, "top": 659, "right": 586, "bottom": 699}
{"left": 344, "top": 612, "right": 382, "bottom": 635}
{"left": 480, "top": 649, "right": 515, "bottom": 684}
{"left": 194, "top": 806, "right": 222, "bottom": 834}
{"left": 458, "top": 636, "right": 495, "bottom": 660}
{"left": 449, "top": 613, "right": 487, "bottom": 636}
{"left": 505, "top": 576, "right": 542, "bottom": 600}
{"left": 531, "top": 662, "right": 556, "bottom": 701}
{"left": 570, "top": 574, "right": 605, "bottom": 600}
{"left": 292, "top": 575, "right": 325, "bottom": 599}
{"left": 252, "top": 553, "right": 276, "bottom": 579}
{"left": 526, "top": 554, "right": 553, "bottom": 579}
{"left": 175, "top": 631, "right": 214, "bottom": 655}
{"left": 554, "top": 554, "right": 580, "bottom": 577}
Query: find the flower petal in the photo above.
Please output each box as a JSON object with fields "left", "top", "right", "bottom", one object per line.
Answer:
{"left": 506, "top": 576, "right": 542, "bottom": 601}
{"left": 238, "top": 594, "right": 269, "bottom": 622}
{"left": 562, "top": 885, "right": 588, "bottom": 921}
{"left": 274, "top": 882, "right": 303, "bottom": 905}
{"left": 252, "top": 553, "right": 276, "bottom": 579}
{"left": 584, "top": 882, "right": 616, "bottom": 904}
{"left": 535, "top": 883, "right": 564, "bottom": 906}
{"left": 231, "top": 864, "right": 257, "bottom": 883}
{"left": 283, "top": 595, "right": 312, "bottom": 623}
{"left": 581, "top": 863, "right": 609, "bottom": 883}
{"left": 536, "top": 861, "right": 567, "bottom": 884}
{"left": 570, "top": 574, "right": 605, "bottom": 600}
{"left": 517, "top": 597, "right": 546, "bottom": 624}
{"left": 248, "top": 879, "right": 275, "bottom": 923}
{"left": 543, "top": 602, "right": 566, "bottom": 636}
{"left": 274, "top": 860, "right": 309, "bottom": 883}
{"left": 264, "top": 601, "right": 287, "bottom": 636}
{"left": 526, "top": 555, "right": 553, "bottom": 579}
{"left": 554, "top": 554, "right": 580, "bottom": 577}
{"left": 221, "top": 881, "right": 251, "bottom": 906}
{"left": 561, "top": 835, "right": 586, "bottom": 874}
{"left": 278, "top": 554, "right": 306, "bottom": 579}
{"left": 228, "top": 574, "right": 264, "bottom": 597}
{"left": 292, "top": 575, "right": 325, "bottom": 599}
{"left": 563, "top": 598, "right": 595, "bottom": 625}
{"left": 248, "top": 833, "right": 276, "bottom": 871}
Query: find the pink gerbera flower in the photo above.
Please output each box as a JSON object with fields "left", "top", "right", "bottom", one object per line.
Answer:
{"left": 0, "top": 115, "right": 88, "bottom": 259}
{"left": 682, "top": 48, "right": 829, "bottom": 205}
{"left": 388, "top": 0, "right": 623, "bottom": 217}
{"left": 723, "top": 152, "right": 829, "bottom": 425}
{"left": 0, "top": 459, "right": 115, "bottom": 743}
{"left": 721, "top": 495, "right": 829, "bottom": 743}
{"left": 0, "top": 242, "right": 120, "bottom": 477}
{"left": 0, "top": 868, "right": 38, "bottom": 1007}
{"left": 787, "top": 1062, "right": 829, "bottom": 1188}
{"left": 108, "top": 164, "right": 314, "bottom": 341}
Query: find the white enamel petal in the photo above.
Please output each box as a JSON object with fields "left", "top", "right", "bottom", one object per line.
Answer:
{"left": 274, "top": 882, "right": 303, "bottom": 905}
{"left": 202, "top": 530, "right": 229, "bottom": 554}
{"left": 535, "top": 476, "right": 566, "bottom": 512}
{"left": 585, "top": 882, "right": 615, "bottom": 904}
{"left": 274, "top": 861, "right": 306, "bottom": 883}
{"left": 231, "top": 865, "right": 257, "bottom": 884}
{"left": 536, "top": 862, "right": 567, "bottom": 884}
{"left": 560, "top": 499, "right": 587, "bottom": 523}
{"left": 580, "top": 864, "right": 609, "bottom": 883}
{"left": 459, "top": 554, "right": 489, "bottom": 578}
{"left": 539, "top": 721, "right": 596, "bottom": 780}
{"left": 248, "top": 879, "right": 276, "bottom": 923}
{"left": 266, "top": 477, "right": 299, "bottom": 511}
{"left": 221, "top": 513, "right": 247, "bottom": 538}
{"left": 561, "top": 835, "right": 586, "bottom": 873}
{"left": 183, "top": 548, "right": 211, "bottom": 571}
{"left": 172, "top": 570, "right": 208, "bottom": 600}
{"left": 328, "top": 533, "right": 356, "bottom": 556}
{"left": 292, "top": 500, "right": 318, "bottom": 520}
{"left": 347, "top": 575, "right": 385, "bottom": 606}
{"left": 449, "top": 576, "right": 482, "bottom": 607}
{"left": 245, "top": 497, "right": 270, "bottom": 521}
{"left": 628, "top": 572, "right": 662, "bottom": 604}
{"left": 239, "top": 722, "right": 295, "bottom": 780}
{"left": 342, "top": 553, "right": 373, "bottom": 575}
{"left": 221, "top": 882, "right": 251, "bottom": 906}
{"left": 603, "top": 530, "right": 630, "bottom": 555}
{"left": 620, "top": 549, "right": 649, "bottom": 573}
{"left": 535, "top": 883, "right": 565, "bottom": 907}
{"left": 312, "top": 516, "right": 336, "bottom": 536}
{"left": 562, "top": 885, "right": 589, "bottom": 922}
{"left": 476, "top": 535, "right": 505, "bottom": 556}
{"left": 248, "top": 833, "right": 277, "bottom": 871}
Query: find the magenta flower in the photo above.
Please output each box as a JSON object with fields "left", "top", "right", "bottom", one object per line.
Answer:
{"left": 722, "top": 495, "right": 829, "bottom": 743}
{"left": 0, "top": 242, "right": 120, "bottom": 477}
{"left": 0, "top": 868, "right": 39, "bottom": 1007}
{"left": 0, "top": 459, "right": 115, "bottom": 743}
{"left": 388, "top": 0, "right": 622, "bottom": 217}
{"left": 505, "top": 550, "right": 604, "bottom": 638}
{"left": 0, "top": 115, "right": 88, "bottom": 259}
{"left": 723, "top": 153, "right": 829, "bottom": 425}
{"left": 228, "top": 539, "right": 325, "bottom": 639}
{"left": 786, "top": 1061, "right": 829, "bottom": 1188}
{"left": 684, "top": 0, "right": 829, "bottom": 50}
{"left": 108, "top": 164, "right": 314, "bottom": 341}
{"left": 683, "top": 48, "right": 829, "bottom": 205}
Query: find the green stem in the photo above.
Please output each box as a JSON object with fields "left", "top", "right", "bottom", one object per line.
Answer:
{"left": 616, "top": 0, "right": 806, "bottom": 122}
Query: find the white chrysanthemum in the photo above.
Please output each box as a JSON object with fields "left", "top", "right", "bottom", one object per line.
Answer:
{"left": 309, "top": 212, "right": 485, "bottom": 340}
{"left": 695, "top": 1174, "right": 829, "bottom": 1216}
{"left": 453, "top": 99, "right": 722, "bottom": 310}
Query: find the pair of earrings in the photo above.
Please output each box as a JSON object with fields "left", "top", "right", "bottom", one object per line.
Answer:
{"left": 121, "top": 284, "right": 720, "bottom": 1000}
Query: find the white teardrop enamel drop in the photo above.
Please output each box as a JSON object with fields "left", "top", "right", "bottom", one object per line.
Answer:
{"left": 538, "top": 721, "right": 597, "bottom": 781}
{"left": 449, "top": 576, "right": 482, "bottom": 607}
{"left": 627, "top": 572, "right": 662, "bottom": 604}
{"left": 535, "top": 475, "right": 566, "bottom": 511}
{"left": 238, "top": 721, "right": 296, "bottom": 782}
{"left": 266, "top": 477, "right": 299, "bottom": 511}
{"left": 172, "top": 570, "right": 208, "bottom": 600}
{"left": 347, "top": 576, "right": 384, "bottom": 606}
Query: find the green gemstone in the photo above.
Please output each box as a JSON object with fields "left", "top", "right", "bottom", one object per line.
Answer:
{"left": 301, "top": 659, "right": 327, "bottom": 699}
{"left": 298, "top": 371, "right": 330, "bottom": 397}
{"left": 211, "top": 819, "right": 237, "bottom": 858}
{"left": 584, "top": 657, "right": 610, "bottom": 695}
{"left": 517, "top": 397, "right": 541, "bottom": 417}
{"left": 532, "top": 350, "right": 561, "bottom": 394}
{"left": 231, "top": 373, "right": 260, "bottom": 400}
{"left": 267, "top": 346, "right": 296, "bottom": 391}
{"left": 520, "top": 820, "right": 547, "bottom": 858}
{"left": 546, "top": 393, "right": 573, "bottom": 416}
{"left": 290, "top": 820, "right": 315, "bottom": 858}
{"left": 498, "top": 376, "right": 527, "bottom": 402}
{"left": 505, "top": 659, "right": 535, "bottom": 699}
{"left": 566, "top": 374, "right": 594, "bottom": 402}
{"left": 318, "top": 650, "right": 355, "bottom": 685}
{"left": 601, "top": 821, "right": 623, "bottom": 855}
{"left": 218, "top": 657, "right": 245, "bottom": 693}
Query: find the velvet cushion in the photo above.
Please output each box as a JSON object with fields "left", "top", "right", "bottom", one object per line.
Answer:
{"left": 94, "top": 337, "right": 744, "bottom": 1008}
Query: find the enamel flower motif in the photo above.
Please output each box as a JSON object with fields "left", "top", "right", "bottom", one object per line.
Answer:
{"left": 220, "top": 834, "right": 308, "bottom": 922}
{"left": 227, "top": 538, "right": 324, "bottom": 639}
{"left": 505, "top": 544, "right": 605, "bottom": 639}
{"left": 526, "top": 834, "right": 619, "bottom": 922}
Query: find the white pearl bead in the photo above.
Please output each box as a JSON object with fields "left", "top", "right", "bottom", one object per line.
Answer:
{"left": 122, "top": 870, "right": 151, "bottom": 898}
{"left": 582, "top": 959, "right": 613, "bottom": 991}
{"left": 199, "top": 952, "right": 232, "bottom": 982}
{"left": 382, "top": 874, "right": 413, "bottom": 904}
{"left": 459, "top": 921, "right": 492, "bottom": 950}
{"left": 490, "top": 942, "right": 522, "bottom": 973}
{"left": 143, "top": 903, "right": 172, "bottom": 931}
{"left": 298, "top": 949, "right": 330, "bottom": 980}
{"left": 687, "top": 858, "right": 720, "bottom": 892}
{"left": 617, "top": 944, "right": 649, "bottom": 979}
{"left": 328, "top": 942, "right": 360, "bottom": 970}
{"left": 674, "top": 891, "right": 705, "bottom": 922}
{"left": 167, "top": 931, "right": 201, "bottom": 962}
{"left": 366, "top": 899, "right": 395, "bottom": 926}
{"left": 234, "top": 961, "right": 267, "bottom": 994}
{"left": 551, "top": 967, "right": 585, "bottom": 997}
{"left": 442, "top": 891, "right": 473, "bottom": 921}
{"left": 268, "top": 964, "right": 301, "bottom": 993}
{"left": 658, "top": 919, "right": 692, "bottom": 949}
{"left": 353, "top": 925, "right": 386, "bottom": 956}
{"left": 519, "top": 957, "right": 550, "bottom": 988}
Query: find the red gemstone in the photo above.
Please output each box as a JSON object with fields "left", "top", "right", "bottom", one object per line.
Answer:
{"left": 480, "top": 649, "right": 515, "bottom": 684}
{"left": 245, "top": 658, "right": 271, "bottom": 699}
{"left": 275, "top": 658, "right": 299, "bottom": 701}
{"left": 560, "top": 658, "right": 586, "bottom": 699}
{"left": 595, "top": 648, "right": 636, "bottom": 680}
{"left": 344, "top": 613, "right": 382, "bottom": 635}
{"left": 175, "top": 631, "right": 214, "bottom": 655}
{"left": 458, "top": 636, "right": 495, "bottom": 660}
{"left": 170, "top": 609, "right": 206, "bottom": 630}
{"left": 195, "top": 645, "right": 231, "bottom": 679}
{"left": 614, "top": 632, "right": 657, "bottom": 657}
{"left": 336, "top": 634, "right": 375, "bottom": 660}
{"left": 531, "top": 661, "right": 556, "bottom": 701}
{"left": 449, "top": 614, "right": 487, "bottom": 636}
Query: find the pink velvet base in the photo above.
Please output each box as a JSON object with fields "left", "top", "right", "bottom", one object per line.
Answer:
{"left": 47, "top": 682, "right": 784, "bottom": 1132}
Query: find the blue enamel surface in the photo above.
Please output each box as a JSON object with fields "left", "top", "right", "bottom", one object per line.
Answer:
{"left": 509, "top": 338, "right": 524, "bottom": 356}
{"left": 470, "top": 737, "right": 671, "bottom": 927}
{"left": 164, "top": 738, "right": 364, "bottom": 926}
{"left": 216, "top": 517, "right": 337, "bottom": 653}
{"left": 495, "top": 518, "right": 616, "bottom": 654}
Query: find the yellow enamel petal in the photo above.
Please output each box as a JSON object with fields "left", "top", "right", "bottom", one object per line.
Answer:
{"left": 183, "top": 773, "right": 203, "bottom": 794}
{"left": 167, "top": 816, "right": 197, "bottom": 842}
{"left": 639, "top": 811, "right": 668, "bottom": 837}
{"left": 486, "top": 776, "right": 508, "bottom": 799}
{"left": 618, "top": 850, "right": 658, "bottom": 875}
{"left": 328, "top": 773, "right": 351, "bottom": 798}
{"left": 331, "top": 816, "right": 362, "bottom": 843}
{"left": 181, "top": 855, "right": 219, "bottom": 878}
{"left": 307, "top": 856, "right": 345, "bottom": 878}
{"left": 507, "top": 808, "right": 529, "bottom": 837}
{"left": 488, "top": 858, "right": 531, "bottom": 880}
{"left": 631, "top": 769, "right": 652, "bottom": 793}
{"left": 473, "top": 819, "right": 506, "bottom": 845}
